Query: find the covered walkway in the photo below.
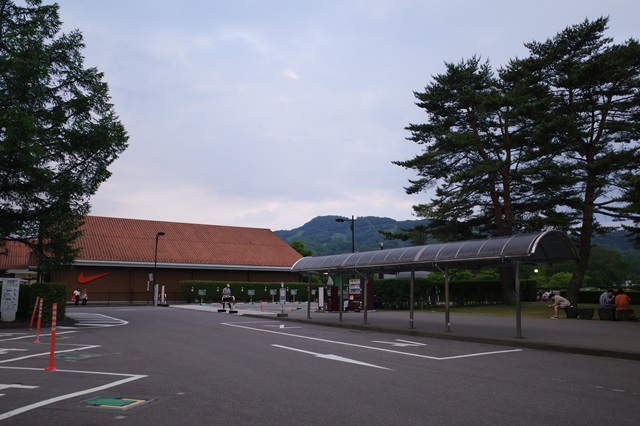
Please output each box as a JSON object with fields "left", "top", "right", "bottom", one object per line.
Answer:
{"left": 291, "top": 230, "right": 579, "bottom": 338}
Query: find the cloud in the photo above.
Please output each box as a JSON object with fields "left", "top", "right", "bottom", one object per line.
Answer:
{"left": 281, "top": 69, "right": 300, "bottom": 80}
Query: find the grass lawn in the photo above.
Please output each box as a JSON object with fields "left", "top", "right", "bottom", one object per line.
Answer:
{"left": 426, "top": 302, "right": 600, "bottom": 319}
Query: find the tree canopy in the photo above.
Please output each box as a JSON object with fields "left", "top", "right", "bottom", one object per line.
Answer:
{"left": 0, "top": 0, "right": 128, "bottom": 279}
{"left": 395, "top": 17, "right": 640, "bottom": 304}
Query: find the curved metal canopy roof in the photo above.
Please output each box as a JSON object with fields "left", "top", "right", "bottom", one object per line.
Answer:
{"left": 291, "top": 230, "right": 578, "bottom": 274}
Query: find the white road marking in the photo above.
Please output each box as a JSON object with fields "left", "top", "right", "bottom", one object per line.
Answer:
{"left": 272, "top": 344, "right": 391, "bottom": 370}
{"left": 0, "top": 384, "right": 38, "bottom": 390}
{"left": 0, "top": 331, "right": 77, "bottom": 342}
{"left": 0, "top": 345, "right": 101, "bottom": 364}
{"left": 263, "top": 324, "right": 301, "bottom": 329}
{"left": 0, "top": 367, "right": 146, "bottom": 421}
{"left": 373, "top": 339, "right": 427, "bottom": 347}
{"left": 0, "top": 349, "right": 28, "bottom": 355}
{"left": 223, "top": 321, "right": 522, "bottom": 360}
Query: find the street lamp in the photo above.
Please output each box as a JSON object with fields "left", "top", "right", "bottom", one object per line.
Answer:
{"left": 335, "top": 215, "right": 355, "bottom": 253}
{"left": 153, "top": 231, "right": 165, "bottom": 306}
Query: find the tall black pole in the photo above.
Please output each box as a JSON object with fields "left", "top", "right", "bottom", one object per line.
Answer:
{"left": 349, "top": 215, "right": 354, "bottom": 253}
{"left": 154, "top": 231, "right": 165, "bottom": 306}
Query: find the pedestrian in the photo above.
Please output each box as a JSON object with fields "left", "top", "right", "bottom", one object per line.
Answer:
{"left": 599, "top": 288, "right": 616, "bottom": 320}
{"left": 614, "top": 288, "right": 632, "bottom": 320}
{"left": 80, "top": 288, "right": 88, "bottom": 305}
{"left": 73, "top": 288, "right": 81, "bottom": 306}
{"left": 548, "top": 294, "right": 571, "bottom": 319}
{"left": 221, "top": 284, "right": 233, "bottom": 310}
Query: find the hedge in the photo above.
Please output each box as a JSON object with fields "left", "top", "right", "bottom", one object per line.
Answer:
{"left": 179, "top": 281, "right": 320, "bottom": 304}
{"left": 373, "top": 278, "right": 538, "bottom": 309}
{"left": 179, "top": 279, "right": 538, "bottom": 309}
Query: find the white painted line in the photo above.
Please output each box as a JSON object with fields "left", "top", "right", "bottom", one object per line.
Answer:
{"left": 372, "top": 339, "right": 427, "bottom": 347}
{"left": 0, "top": 345, "right": 101, "bottom": 364}
{"left": 272, "top": 344, "right": 391, "bottom": 370}
{"left": 0, "top": 366, "right": 146, "bottom": 421}
{"left": 223, "top": 322, "right": 522, "bottom": 361}
{"left": 396, "top": 339, "right": 427, "bottom": 346}
{"left": 0, "top": 331, "right": 77, "bottom": 342}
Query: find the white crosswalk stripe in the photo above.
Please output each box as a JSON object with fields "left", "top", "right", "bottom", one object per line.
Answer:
{"left": 60, "top": 313, "right": 128, "bottom": 329}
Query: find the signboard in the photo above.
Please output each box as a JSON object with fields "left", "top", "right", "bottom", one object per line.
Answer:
{"left": 349, "top": 279, "right": 361, "bottom": 295}
{"left": 248, "top": 289, "right": 255, "bottom": 296}
{"left": 1, "top": 278, "right": 20, "bottom": 322}
{"left": 279, "top": 288, "right": 286, "bottom": 304}
{"left": 290, "top": 289, "right": 297, "bottom": 295}
{"left": 198, "top": 289, "right": 207, "bottom": 296}
{"left": 269, "top": 289, "right": 277, "bottom": 296}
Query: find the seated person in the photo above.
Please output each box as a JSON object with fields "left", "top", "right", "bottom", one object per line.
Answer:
{"left": 599, "top": 288, "right": 616, "bottom": 315}
{"left": 548, "top": 294, "right": 571, "bottom": 319}
{"left": 614, "top": 288, "right": 632, "bottom": 320}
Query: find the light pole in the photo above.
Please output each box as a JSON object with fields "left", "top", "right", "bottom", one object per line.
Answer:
{"left": 335, "top": 215, "right": 355, "bottom": 253}
{"left": 153, "top": 231, "right": 165, "bottom": 306}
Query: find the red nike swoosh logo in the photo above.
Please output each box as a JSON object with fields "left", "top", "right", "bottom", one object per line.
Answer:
{"left": 78, "top": 272, "right": 111, "bottom": 284}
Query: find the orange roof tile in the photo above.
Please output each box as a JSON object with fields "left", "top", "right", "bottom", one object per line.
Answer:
{"left": 77, "top": 216, "right": 302, "bottom": 267}
{"left": 0, "top": 241, "right": 32, "bottom": 270}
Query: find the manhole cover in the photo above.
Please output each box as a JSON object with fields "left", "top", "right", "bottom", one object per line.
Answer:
{"left": 83, "top": 397, "right": 148, "bottom": 409}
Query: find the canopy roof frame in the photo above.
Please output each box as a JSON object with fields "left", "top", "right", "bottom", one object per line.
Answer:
{"left": 291, "top": 230, "right": 579, "bottom": 340}
{"left": 291, "top": 230, "right": 579, "bottom": 274}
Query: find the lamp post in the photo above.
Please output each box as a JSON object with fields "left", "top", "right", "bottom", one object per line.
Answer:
{"left": 335, "top": 215, "right": 355, "bottom": 253}
{"left": 153, "top": 231, "right": 165, "bottom": 306}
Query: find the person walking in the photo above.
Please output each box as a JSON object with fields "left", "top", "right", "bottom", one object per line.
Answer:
{"left": 73, "top": 288, "right": 81, "bottom": 306}
{"left": 80, "top": 288, "right": 88, "bottom": 305}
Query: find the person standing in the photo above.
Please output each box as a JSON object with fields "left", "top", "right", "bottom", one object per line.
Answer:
{"left": 80, "top": 288, "right": 88, "bottom": 305}
{"left": 221, "top": 284, "right": 233, "bottom": 310}
{"left": 548, "top": 294, "right": 571, "bottom": 319}
{"left": 73, "top": 288, "right": 81, "bottom": 306}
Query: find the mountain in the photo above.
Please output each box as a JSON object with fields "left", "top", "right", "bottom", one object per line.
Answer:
{"left": 274, "top": 215, "right": 428, "bottom": 256}
{"left": 276, "top": 216, "right": 640, "bottom": 258}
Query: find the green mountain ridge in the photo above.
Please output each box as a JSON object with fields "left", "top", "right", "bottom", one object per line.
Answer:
{"left": 274, "top": 215, "right": 428, "bottom": 256}
{"left": 275, "top": 215, "right": 639, "bottom": 257}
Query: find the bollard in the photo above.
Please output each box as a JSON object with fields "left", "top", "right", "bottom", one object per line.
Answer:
{"left": 29, "top": 296, "right": 40, "bottom": 331}
{"left": 33, "top": 298, "right": 44, "bottom": 344}
{"left": 45, "top": 303, "right": 57, "bottom": 371}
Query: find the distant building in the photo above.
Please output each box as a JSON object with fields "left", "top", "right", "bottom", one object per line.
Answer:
{"left": 1, "top": 216, "right": 302, "bottom": 302}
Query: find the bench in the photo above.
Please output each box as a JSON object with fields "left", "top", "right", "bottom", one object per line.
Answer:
{"left": 616, "top": 309, "right": 637, "bottom": 321}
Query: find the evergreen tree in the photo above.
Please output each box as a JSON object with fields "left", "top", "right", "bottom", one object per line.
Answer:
{"left": 0, "top": 0, "right": 128, "bottom": 279}
{"left": 395, "top": 18, "right": 640, "bottom": 304}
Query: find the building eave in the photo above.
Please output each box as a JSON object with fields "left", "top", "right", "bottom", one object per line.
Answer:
{"left": 73, "top": 259, "right": 295, "bottom": 272}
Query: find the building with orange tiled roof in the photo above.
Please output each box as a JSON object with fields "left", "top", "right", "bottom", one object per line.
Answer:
{"left": 1, "top": 216, "right": 302, "bottom": 302}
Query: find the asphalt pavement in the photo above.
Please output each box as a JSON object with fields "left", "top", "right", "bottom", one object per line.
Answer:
{"left": 173, "top": 301, "right": 640, "bottom": 361}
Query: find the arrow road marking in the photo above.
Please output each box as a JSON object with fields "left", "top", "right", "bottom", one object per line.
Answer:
{"left": 272, "top": 344, "right": 392, "bottom": 370}
{"left": 373, "top": 339, "right": 427, "bottom": 347}
{"left": 224, "top": 322, "right": 523, "bottom": 361}
{"left": 263, "top": 324, "right": 301, "bottom": 329}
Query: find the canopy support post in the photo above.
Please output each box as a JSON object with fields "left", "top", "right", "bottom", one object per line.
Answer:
{"left": 410, "top": 268, "right": 415, "bottom": 329}
{"left": 444, "top": 266, "right": 451, "bottom": 332}
{"left": 515, "top": 262, "right": 523, "bottom": 339}
{"left": 339, "top": 273, "right": 343, "bottom": 322}
{"left": 307, "top": 274, "right": 312, "bottom": 320}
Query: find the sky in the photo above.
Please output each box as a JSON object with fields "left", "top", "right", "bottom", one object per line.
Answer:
{"left": 44, "top": 0, "right": 638, "bottom": 231}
